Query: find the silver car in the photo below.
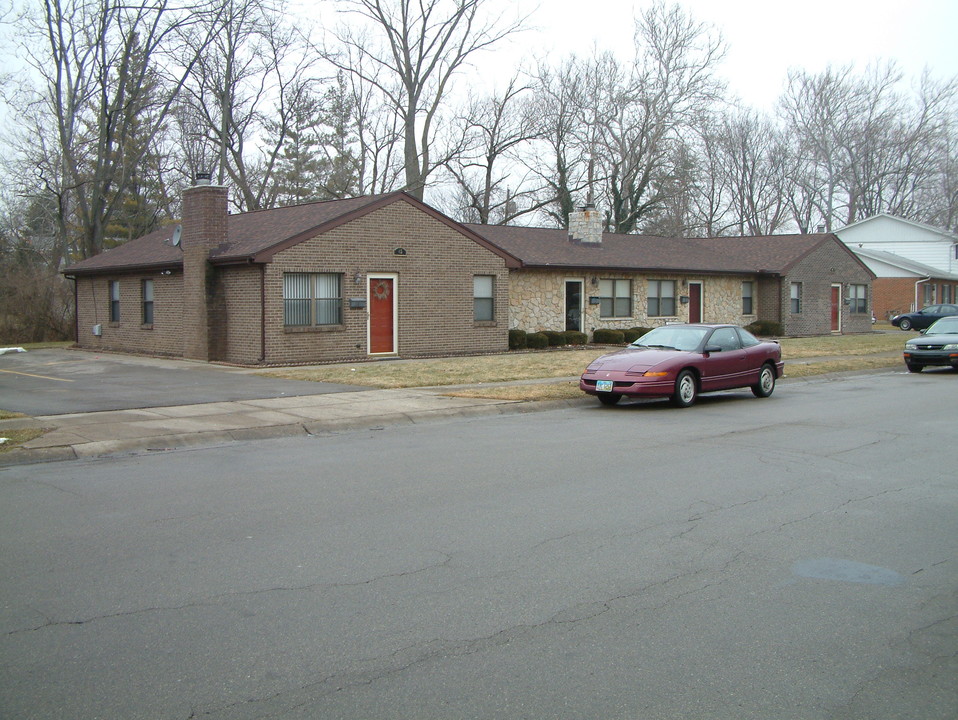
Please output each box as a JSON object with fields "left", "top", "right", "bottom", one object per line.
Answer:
{"left": 903, "top": 316, "right": 958, "bottom": 372}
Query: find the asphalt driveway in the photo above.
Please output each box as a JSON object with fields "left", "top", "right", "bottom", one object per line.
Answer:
{"left": 0, "top": 348, "right": 363, "bottom": 416}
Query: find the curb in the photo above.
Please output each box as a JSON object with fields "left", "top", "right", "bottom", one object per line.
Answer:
{"left": 0, "top": 367, "right": 904, "bottom": 468}
{"left": 0, "top": 397, "right": 593, "bottom": 467}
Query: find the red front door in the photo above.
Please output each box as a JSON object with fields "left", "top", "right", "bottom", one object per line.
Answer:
{"left": 369, "top": 277, "right": 395, "bottom": 354}
{"left": 688, "top": 283, "right": 702, "bottom": 323}
{"left": 831, "top": 285, "right": 841, "bottom": 332}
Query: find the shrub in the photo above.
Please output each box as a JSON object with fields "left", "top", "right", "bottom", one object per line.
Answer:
{"left": 508, "top": 329, "right": 528, "bottom": 350}
{"left": 745, "top": 320, "right": 782, "bottom": 337}
{"left": 624, "top": 327, "right": 652, "bottom": 343}
{"left": 526, "top": 332, "right": 549, "bottom": 349}
{"left": 564, "top": 330, "right": 588, "bottom": 345}
{"left": 542, "top": 330, "right": 567, "bottom": 346}
{"left": 592, "top": 328, "right": 625, "bottom": 344}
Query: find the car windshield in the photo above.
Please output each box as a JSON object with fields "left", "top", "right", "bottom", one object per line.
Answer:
{"left": 927, "top": 317, "right": 958, "bottom": 334}
{"left": 632, "top": 325, "right": 709, "bottom": 352}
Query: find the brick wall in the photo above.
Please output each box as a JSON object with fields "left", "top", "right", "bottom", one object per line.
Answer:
{"left": 222, "top": 202, "right": 510, "bottom": 365}
{"left": 780, "top": 239, "right": 874, "bottom": 336}
{"left": 74, "top": 273, "right": 184, "bottom": 356}
{"left": 181, "top": 184, "right": 228, "bottom": 360}
{"left": 871, "top": 277, "right": 958, "bottom": 320}
{"left": 872, "top": 277, "right": 921, "bottom": 320}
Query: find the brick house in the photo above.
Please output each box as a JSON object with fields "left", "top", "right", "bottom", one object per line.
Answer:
{"left": 471, "top": 205, "right": 875, "bottom": 337}
{"left": 836, "top": 214, "right": 958, "bottom": 320}
{"left": 64, "top": 189, "right": 875, "bottom": 366}
{"left": 63, "top": 183, "right": 518, "bottom": 365}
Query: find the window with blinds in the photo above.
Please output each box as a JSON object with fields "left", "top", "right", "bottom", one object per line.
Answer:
{"left": 283, "top": 273, "right": 343, "bottom": 326}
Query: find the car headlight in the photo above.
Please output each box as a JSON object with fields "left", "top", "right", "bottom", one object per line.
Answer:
{"left": 904, "top": 343, "right": 917, "bottom": 350}
{"left": 943, "top": 344, "right": 958, "bottom": 351}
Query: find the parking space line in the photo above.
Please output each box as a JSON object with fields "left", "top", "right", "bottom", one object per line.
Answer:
{"left": 0, "top": 369, "right": 74, "bottom": 382}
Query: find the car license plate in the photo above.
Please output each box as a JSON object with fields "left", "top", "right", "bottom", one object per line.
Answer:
{"left": 596, "top": 380, "right": 614, "bottom": 392}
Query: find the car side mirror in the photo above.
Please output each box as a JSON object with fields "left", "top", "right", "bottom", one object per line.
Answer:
{"left": 704, "top": 344, "right": 722, "bottom": 354}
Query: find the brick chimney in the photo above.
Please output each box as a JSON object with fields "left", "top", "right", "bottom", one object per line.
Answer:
{"left": 568, "top": 203, "right": 603, "bottom": 245}
{"left": 181, "top": 174, "right": 228, "bottom": 361}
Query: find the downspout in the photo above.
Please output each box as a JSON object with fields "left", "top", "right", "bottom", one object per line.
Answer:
{"left": 67, "top": 275, "right": 78, "bottom": 344}
{"left": 260, "top": 264, "right": 266, "bottom": 364}
{"left": 914, "top": 277, "right": 930, "bottom": 312}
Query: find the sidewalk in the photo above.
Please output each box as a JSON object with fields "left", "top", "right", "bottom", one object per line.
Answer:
{"left": 0, "top": 385, "right": 585, "bottom": 467}
{"left": 0, "top": 351, "right": 906, "bottom": 467}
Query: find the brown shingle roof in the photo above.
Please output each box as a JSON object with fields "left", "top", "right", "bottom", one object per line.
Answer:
{"left": 466, "top": 224, "right": 838, "bottom": 275}
{"left": 62, "top": 187, "right": 855, "bottom": 279}
{"left": 63, "top": 194, "right": 399, "bottom": 276}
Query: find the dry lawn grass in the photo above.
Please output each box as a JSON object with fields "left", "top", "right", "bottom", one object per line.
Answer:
{"left": 261, "top": 347, "right": 604, "bottom": 389}
{"left": 0, "top": 427, "right": 46, "bottom": 453}
{"left": 257, "top": 331, "right": 911, "bottom": 401}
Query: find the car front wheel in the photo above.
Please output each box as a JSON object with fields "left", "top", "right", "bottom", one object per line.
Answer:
{"left": 906, "top": 362, "right": 923, "bottom": 373}
{"left": 898, "top": 318, "right": 913, "bottom": 331}
{"left": 751, "top": 363, "right": 776, "bottom": 398}
{"left": 671, "top": 369, "right": 697, "bottom": 407}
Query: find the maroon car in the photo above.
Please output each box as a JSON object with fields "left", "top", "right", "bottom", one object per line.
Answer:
{"left": 580, "top": 324, "right": 784, "bottom": 407}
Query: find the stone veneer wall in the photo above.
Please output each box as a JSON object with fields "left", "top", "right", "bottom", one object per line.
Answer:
{"left": 508, "top": 270, "right": 760, "bottom": 334}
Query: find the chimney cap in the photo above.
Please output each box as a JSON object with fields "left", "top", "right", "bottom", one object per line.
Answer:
{"left": 194, "top": 172, "right": 212, "bottom": 186}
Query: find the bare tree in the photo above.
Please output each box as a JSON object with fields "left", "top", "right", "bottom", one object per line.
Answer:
{"left": 324, "top": 0, "right": 526, "bottom": 200}
{"left": 526, "top": 2, "right": 725, "bottom": 233}
{"left": 709, "top": 110, "right": 789, "bottom": 235}
{"left": 447, "top": 76, "right": 542, "bottom": 224}
{"left": 779, "top": 63, "right": 957, "bottom": 231}
{"left": 600, "top": 2, "right": 726, "bottom": 234}
{"left": 525, "top": 59, "right": 591, "bottom": 228}
{"left": 178, "top": 0, "right": 321, "bottom": 211}
{"left": 16, "top": 0, "right": 225, "bottom": 260}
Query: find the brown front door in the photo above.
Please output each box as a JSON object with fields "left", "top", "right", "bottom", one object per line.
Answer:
{"left": 369, "top": 277, "right": 395, "bottom": 354}
{"left": 688, "top": 283, "right": 702, "bottom": 323}
{"left": 831, "top": 285, "right": 841, "bottom": 332}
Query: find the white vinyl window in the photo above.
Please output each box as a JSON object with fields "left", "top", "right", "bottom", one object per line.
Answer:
{"left": 142, "top": 280, "right": 154, "bottom": 324}
{"left": 599, "top": 279, "right": 632, "bottom": 318}
{"left": 109, "top": 280, "right": 120, "bottom": 322}
{"left": 790, "top": 283, "right": 802, "bottom": 314}
{"left": 742, "top": 281, "right": 754, "bottom": 315}
{"left": 648, "top": 280, "right": 676, "bottom": 317}
{"left": 474, "top": 275, "right": 494, "bottom": 321}
{"left": 283, "top": 273, "right": 343, "bottom": 326}
{"left": 848, "top": 284, "right": 868, "bottom": 314}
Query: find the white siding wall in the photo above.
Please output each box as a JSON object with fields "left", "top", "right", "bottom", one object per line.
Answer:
{"left": 838, "top": 216, "right": 958, "bottom": 274}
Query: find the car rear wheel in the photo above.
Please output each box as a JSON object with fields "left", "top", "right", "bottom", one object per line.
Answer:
{"left": 751, "top": 363, "right": 776, "bottom": 398}
{"left": 671, "top": 369, "right": 697, "bottom": 408}
{"left": 597, "top": 392, "right": 622, "bottom": 406}
{"left": 898, "top": 318, "right": 913, "bottom": 331}
{"left": 906, "top": 362, "right": 923, "bottom": 373}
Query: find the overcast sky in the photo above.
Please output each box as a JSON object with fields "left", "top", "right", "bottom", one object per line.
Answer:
{"left": 498, "top": 0, "right": 958, "bottom": 109}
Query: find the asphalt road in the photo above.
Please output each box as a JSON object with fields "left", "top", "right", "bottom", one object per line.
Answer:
{"left": 1, "top": 369, "right": 956, "bottom": 719}
{"left": 0, "top": 348, "right": 362, "bottom": 415}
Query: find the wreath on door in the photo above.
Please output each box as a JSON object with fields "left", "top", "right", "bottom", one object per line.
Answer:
{"left": 372, "top": 280, "right": 391, "bottom": 300}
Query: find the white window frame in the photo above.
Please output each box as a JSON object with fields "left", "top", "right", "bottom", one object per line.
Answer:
{"left": 599, "top": 279, "right": 632, "bottom": 318}
{"left": 474, "top": 275, "right": 495, "bottom": 322}
{"left": 648, "top": 280, "right": 676, "bottom": 317}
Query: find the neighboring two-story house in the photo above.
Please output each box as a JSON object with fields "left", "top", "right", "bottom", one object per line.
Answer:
{"left": 837, "top": 214, "right": 958, "bottom": 320}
